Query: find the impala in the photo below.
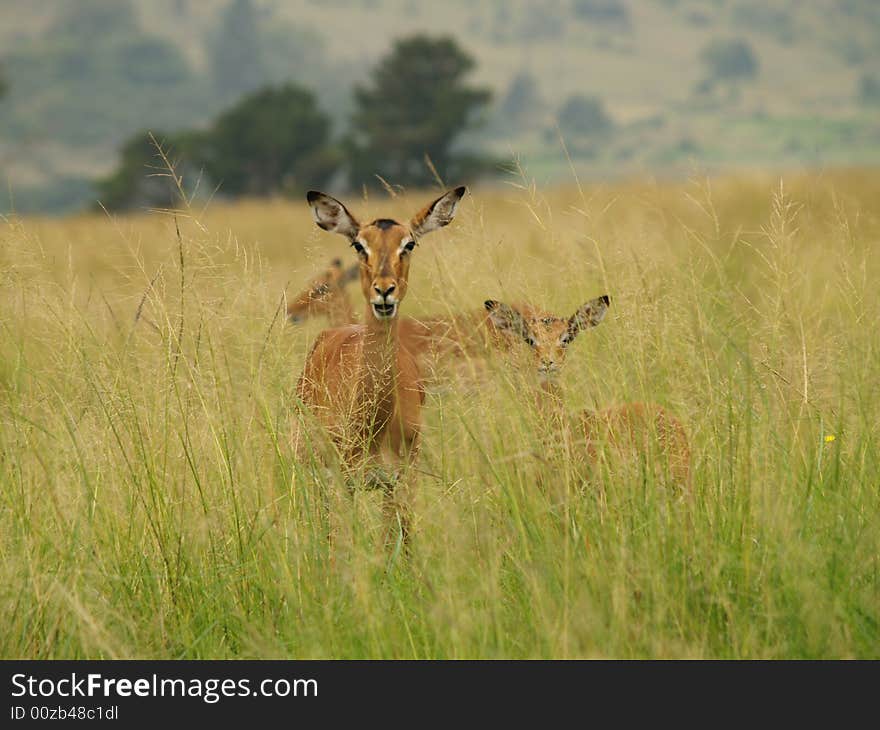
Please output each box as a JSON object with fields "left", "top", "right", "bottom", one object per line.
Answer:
{"left": 287, "top": 258, "right": 360, "bottom": 327}
{"left": 294, "top": 186, "right": 466, "bottom": 547}
{"left": 287, "top": 259, "right": 510, "bottom": 361}
{"left": 483, "top": 296, "right": 691, "bottom": 491}
{"left": 287, "top": 258, "right": 514, "bottom": 375}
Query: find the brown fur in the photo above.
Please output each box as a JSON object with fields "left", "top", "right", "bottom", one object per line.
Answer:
{"left": 287, "top": 263, "right": 522, "bottom": 377}
{"left": 287, "top": 258, "right": 359, "bottom": 327}
{"left": 581, "top": 402, "right": 692, "bottom": 491}
{"left": 294, "top": 187, "right": 466, "bottom": 548}
{"left": 484, "top": 297, "right": 691, "bottom": 492}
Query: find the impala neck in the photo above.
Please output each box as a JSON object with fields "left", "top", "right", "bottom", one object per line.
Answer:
{"left": 536, "top": 378, "right": 567, "bottom": 429}
{"left": 362, "top": 305, "right": 400, "bottom": 385}
{"left": 329, "top": 292, "right": 355, "bottom": 327}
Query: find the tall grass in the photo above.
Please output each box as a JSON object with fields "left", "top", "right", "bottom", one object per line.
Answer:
{"left": 1, "top": 170, "right": 878, "bottom": 658}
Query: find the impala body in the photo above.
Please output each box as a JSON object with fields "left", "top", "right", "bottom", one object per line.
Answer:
{"left": 287, "top": 258, "right": 359, "bottom": 327}
{"left": 287, "top": 258, "right": 511, "bottom": 362}
{"left": 484, "top": 296, "right": 691, "bottom": 490}
{"left": 294, "top": 187, "right": 466, "bottom": 545}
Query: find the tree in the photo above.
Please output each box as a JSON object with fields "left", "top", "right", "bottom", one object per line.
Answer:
{"left": 49, "top": 0, "right": 139, "bottom": 43}
{"left": 499, "top": 71, "right": 544, "bottom": 131}
{"left": 96, "top": 132, "right": 186, "bottom": 211}
{"left": 859, "top": 74, "right": 880, "bottom": 105}
{"left": 557, "top": 94, "right": 613, "bottom": 137}
{"left": 95, "top": 83, "right": 339, "bottom": 210}
{"left": 210, "top": 0, "right": 266, "bottom": 103}
{"left": 117, "top": 38, "right": 191, "bottom": 85}
{"left": 572, "top": 0, "right": 630, "bottom": 27}
{"left": 699, "top": 38, "right": 759, "bottom": 83}
{"left": 195, "top": 84, "right": 338, "bottom": 196}
{"left": 348, "top": 35, "right": 492, "bottom": 189}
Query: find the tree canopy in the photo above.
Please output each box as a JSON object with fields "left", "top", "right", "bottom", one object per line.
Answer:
{"left": 699, "top": 38, "right": 759, "bottom": 82}
{"left": 498, "top": 71, "right": 544, "bottom": 131}
{"left": 347, "top": 35, "right": 492, "bottom": 189}
{"left": 196, "top": 84, "right": 337, "bottom": 196}
{"left": 95, "top": 132, "right": 183, "bottom": 211}
{"left": 557, "top": 94, "right": 613, "bottom": 137}
{"left": 98, "top": 83, "right": 338, "bottom": 209}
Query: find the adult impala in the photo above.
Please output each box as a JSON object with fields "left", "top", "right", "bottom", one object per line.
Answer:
{"left": 484, "top": 296, "right": 691, "bottom": 491}
{"left": 294, "top": 186, "right": 467, "bottom": 547}
{"left": 287, "top": 257, "right": 510, "bottom": 364}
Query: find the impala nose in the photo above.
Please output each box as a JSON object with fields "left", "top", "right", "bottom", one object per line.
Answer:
{"left": 373, "top": 284, "right": 396, "bottom": 300}
{"left": 370, "top": 282, "right": 398, "bottom": 319}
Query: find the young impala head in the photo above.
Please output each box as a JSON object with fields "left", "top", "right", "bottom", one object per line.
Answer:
{"left": 484, "top": 295, "right": 610, "bottom": 378}
{"left": 307, "top": 187, "right": 467, "bottom": 321}
{"left": 287, "top": 258, "right": 359, "bottom": 324}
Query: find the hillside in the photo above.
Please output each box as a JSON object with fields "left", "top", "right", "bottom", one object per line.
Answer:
{"left": 1, "top": 0, "right": 879, "bottom": 213}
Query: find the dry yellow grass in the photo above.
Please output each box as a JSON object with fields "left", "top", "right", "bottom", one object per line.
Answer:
{"left": 1, "top": 169, "right": 878, "bottom": 658}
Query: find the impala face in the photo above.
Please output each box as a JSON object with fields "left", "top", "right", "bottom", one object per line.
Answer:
{"left": 484, "top": 295, "right": 610, "bottom": 379}
{"left": 287, "top": 258, "right": 357, "bottom": 324}
{"left": 353, "top": 218, "right": 413, "bottom": 320}
{"left": 307, "top": 187, "right": 466, "bottom": 321}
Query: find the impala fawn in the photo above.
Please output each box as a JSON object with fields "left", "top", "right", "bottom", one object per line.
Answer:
{"left": 483, "top": 297, "right": 691, "bottom": 491}
{"left": 294, "top": 186, "right": 466, "bottom": 548}
{"left": 287, "top": 258, "right": 360, "bottom": 326}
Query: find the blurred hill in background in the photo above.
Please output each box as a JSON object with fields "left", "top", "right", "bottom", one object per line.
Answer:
{"left": 1, "top": 0, "right": 879, "bottom": 214}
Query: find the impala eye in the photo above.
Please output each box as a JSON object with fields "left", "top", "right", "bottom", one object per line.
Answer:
{"left": 399, "top": 239, "right": 416, "bottom": 256}
{"left": 351, "top": 240, "right": 367, "bottom": 257}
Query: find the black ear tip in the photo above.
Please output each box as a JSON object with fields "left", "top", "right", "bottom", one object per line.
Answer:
{"left": 484, "top": 299, "right": 498, "bottom": 311}
{"left": 306, "top": 190, "right": 322, "bottom": 203}
{"left": 453, "top": 185, "right": 467, "bottom": 198}
{"left": 600, "top": 294, "right": 611, "bottom": 306}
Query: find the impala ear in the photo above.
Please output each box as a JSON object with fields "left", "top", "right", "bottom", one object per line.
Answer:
{"left": 567, "top": 294, "right": 610, "bottom": 339}
{"left": 307, "top": 191, "right": 360, "bottom": 241}
{"left": 411, "top": 186, "right": 467, "bottom": 237}
{"left": 484, "top": 300, "right": 532, "bottom": 343}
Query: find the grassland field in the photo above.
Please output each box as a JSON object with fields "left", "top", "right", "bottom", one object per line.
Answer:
{"left": 0, "top": 168, "right": 878, "bottom": 658}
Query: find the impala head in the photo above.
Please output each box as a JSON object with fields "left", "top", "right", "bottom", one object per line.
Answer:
{"left": 484, "top": 295, "right": 610, "bottom": 379}
{"left": 287, "top": 258, "right": 359, "bottom": 324}
{"left": 307, "top": 187, "right": 467, "bottom": 320}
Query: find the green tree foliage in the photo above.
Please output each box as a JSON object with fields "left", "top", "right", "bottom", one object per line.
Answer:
{"left": 196, "top": 84, "right": 338, "bottom": 196}
{"left": 859, "top": 74, "right": 880, "bottom": 105}
{"left": 210, "top": 0, "right": 266, "bottom": 103}
{"left": 96, "top": 133, "right": 185, "bottom": 212}
{"left": 98, "top": 84, "right": 338, "bottom": 209}
{"left": 571, "top": 0, "right": 631, "bottom": 27}
{"left": 699, "top": 38, "right": 759, "bottom": 83}
{"left": 498, "top": 71, "right": 544, "bottom": 132}
{"left": 117, "top": 38, "right": 191, "bottom": 85}
{"left": 348, "top": 35, "right": 492, "bottom": 189}
{"left": 557, "top": 94, "right": 613, "bottom": 137}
